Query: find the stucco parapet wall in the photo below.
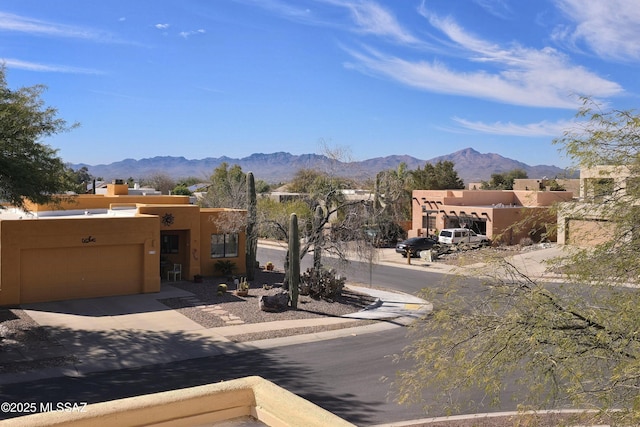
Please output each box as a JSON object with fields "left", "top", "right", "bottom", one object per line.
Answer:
{"left": 415, "top": 189, "right": 572, "bottom": 208}
{"left": 4, "top": 376, "right": 356, "bottom": 427}
{"left": 580, "top": 164, "right": 631, "bottom": 179}
{"left": 23, "top": 194, "right": 192, "bottom": 213}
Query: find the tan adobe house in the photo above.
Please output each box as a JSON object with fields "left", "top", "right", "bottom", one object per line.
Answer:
{"left": 411, "top": 188, "right": 574, "bottom": 244}
{"left": 557, "top": 165, "right": 633, "bottom": 246}
{"left": 0, "top": 181, "right": 247, "bottom": 305}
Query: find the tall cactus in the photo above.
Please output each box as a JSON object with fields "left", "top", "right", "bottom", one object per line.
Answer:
{"left": 313, "top": 205, "right": 323, "bottom": 271}
{"left": 245, "top": 172, "right": 257, "bottom": 280}
{"left": 288, "top": 213, "right": 300, "bottom": 309}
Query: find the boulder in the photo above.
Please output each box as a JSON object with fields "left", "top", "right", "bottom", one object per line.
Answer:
{"left": 259, "top": 290, "right": 289, "bottom": 312}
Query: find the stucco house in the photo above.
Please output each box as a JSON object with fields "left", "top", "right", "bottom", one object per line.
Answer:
{"left": 411, "top": 188, "right": 574, "bottom": 245}
{"left": 0, "top": 181, "right": 247, "bottom": 305}
{"left": 557, "top": 165, "right": 634, "bottom": 246}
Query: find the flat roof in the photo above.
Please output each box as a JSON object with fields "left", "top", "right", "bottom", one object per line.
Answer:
{"left": 0, "top": 207, "right": 139, "bottom": 220}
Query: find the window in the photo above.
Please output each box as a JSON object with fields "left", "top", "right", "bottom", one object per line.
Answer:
{"left": 422, "top": 215, "right": 436, "bottom": 229}
{"left": 210, "top": 233, "right": 238, "bottom": 258}
{"left": 161, "top": 235, "right": 179, "bottom": 254}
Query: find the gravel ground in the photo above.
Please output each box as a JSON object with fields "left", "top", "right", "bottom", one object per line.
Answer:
{"left": 163, "top": 268, "right": 378, "bottom": 342}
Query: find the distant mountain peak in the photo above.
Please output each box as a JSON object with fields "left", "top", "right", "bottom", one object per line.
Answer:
{"left": 72, "top": 149, "right": 568, "bottom": 185}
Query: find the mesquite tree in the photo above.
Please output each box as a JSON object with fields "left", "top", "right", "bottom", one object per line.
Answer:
{"left": 0, "top": 66, "right": 78, "bottom": 210}
{"left": 288, "top": 213, "right": 300, "bottom": 309}
{"left": 245, "top": 172, "right": 257, "bottom": 280}
{"left": 395, "top": 100, "right": 640, "bottom": 424}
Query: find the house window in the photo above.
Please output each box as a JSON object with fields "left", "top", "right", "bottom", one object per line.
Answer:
{"left": 211, "top": 233, "right": 239, "bottom": 258}
{"left": 161, "top": 235, "right": 179, "bottom": 254}
{"left": 422, "top": 215, "right": 436, "bottom": 229}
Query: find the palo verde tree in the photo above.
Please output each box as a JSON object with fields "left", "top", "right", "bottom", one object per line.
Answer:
{"left": 394, "top": 100, "right": 640, "bottom": 424}
{"left": 0, "top": 66, "right": 78, "bottom": 210}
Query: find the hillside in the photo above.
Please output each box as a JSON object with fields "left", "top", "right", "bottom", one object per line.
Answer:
{"left": 72, "top": 148, "right": 569, "bottom": 185}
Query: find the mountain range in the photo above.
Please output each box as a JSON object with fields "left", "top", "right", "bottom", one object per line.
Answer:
{"left": 73, "top": 148, "right": 570, "bottom": 185}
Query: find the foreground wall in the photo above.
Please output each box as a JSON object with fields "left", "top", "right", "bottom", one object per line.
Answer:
{"left": 2, "top": 376, "right": 356, "bottom": 427}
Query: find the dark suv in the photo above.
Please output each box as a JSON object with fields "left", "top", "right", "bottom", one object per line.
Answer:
{"left": 395, "top": 237, "right": 438, "bottom": 258}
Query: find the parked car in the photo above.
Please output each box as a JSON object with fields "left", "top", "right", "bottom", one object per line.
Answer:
{"left": 395, "top": 237, "right": 438, "bottom": 258}
{"left": 438, "top": 228, "right": 489, "bottom": 246}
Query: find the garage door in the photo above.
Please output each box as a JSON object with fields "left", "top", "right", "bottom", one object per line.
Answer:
{"left": 20, "top": 244, "right": 143, "bottom": 304}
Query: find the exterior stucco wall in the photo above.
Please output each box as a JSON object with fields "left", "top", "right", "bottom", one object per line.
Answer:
{"left": 3, "top": 376, "right": 356, "bottom": 427}
{"left": 0, "top": 216, "right": 160, "bottom": 305}
{"left": 24, "top": 193, "right": 191, "bottom": 213}
{"left": 137, "top": 204, "right": 201, "bottom": 280}
{"left": 0, "top": 185, "right": 249, "bottom": 305}
{"left": 411, "top": 190, "right": 571, "bottom": 244}
{"left": 199, "top": 209, "right": 248, "bottom": 277}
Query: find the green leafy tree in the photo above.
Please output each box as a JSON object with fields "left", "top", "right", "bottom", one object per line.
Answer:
{"left": 255, "top": 179, "right": 271, "bottom": 193}
{"left": 0, "top": 67, "right": 78, "bottom": 210}
{"left": 201, "top": 162, "right": 247, "bottom": 208}
{"left": 171, "top": 185, "right": 192, "bottom": 196}
{"left": 64, "top": 166, "right": 94, "bottom": 194}
{"left": 409, "top": 160, "right": 465, "bottom": 191}
{"left": 394, "top": 100, "right": 640, "bottom": 424}
{"left": 481, "top": 169, "right": 528, "bottom": 190}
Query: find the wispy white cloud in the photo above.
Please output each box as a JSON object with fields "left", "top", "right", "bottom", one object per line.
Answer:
{"left": 343, "top": 5, "right": 622, "bottom": 109}
{"left": 452, "top": 117, "right": 575, "bottom": 137}
{"left": 179, "top": 29, "right": 206, "bottom": 39}
{"left": 0, "top": 11, "right": 114, "bottom": 42}
{"left": 320, "top": 0, "right": 420, "bottom": 44}
{"left": 2, "top": 58, "right": 103, "bottom": 74}
{"left": 231, "top": 0, "right": 315, "bottom": 24}
{"left": 472, "top": 0, "right": 512, "bottom": 19}
{"left": 155, "top": 23, "right": 170, "bottom": 30}
{"left": 234, "top": 0, "right": 420, "bottom": 45}
{"left": 553, "top": 0, "right": 640, "bottom": 61}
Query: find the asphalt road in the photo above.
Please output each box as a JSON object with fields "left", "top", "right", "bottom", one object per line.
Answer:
{"left": 0, "top": 246, "right": 516, "bottom": 425}
{"left": 259, "top": 245, "right": 481, "bottom": 299}
{"left": 0, "top": 328, "right": 424, "bottom": 425}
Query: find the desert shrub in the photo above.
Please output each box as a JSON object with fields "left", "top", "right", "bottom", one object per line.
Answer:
{"left": 299, "top": 267, "right": 345, "bottom": 300}
{"left": 519, "top": 237, "right": 534, "bottom": 247}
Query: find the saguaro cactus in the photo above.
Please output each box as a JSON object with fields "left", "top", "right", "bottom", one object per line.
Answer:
{"left": 313, "top": 205, "right": 324, "bottom": 271}
{"left": 288, "top": 213, "right": 300, "bottom": 309}
{"left": 245, "top": 172, "right": 257, "bottom": 280}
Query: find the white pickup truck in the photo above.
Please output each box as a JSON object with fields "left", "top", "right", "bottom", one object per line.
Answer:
{"left": 438, "top": 228, "right": 489, "bottom": 246}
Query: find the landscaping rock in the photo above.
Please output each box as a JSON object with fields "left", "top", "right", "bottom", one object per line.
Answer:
{"left": 259, "top": 290, "right": 289, "bottom": 312}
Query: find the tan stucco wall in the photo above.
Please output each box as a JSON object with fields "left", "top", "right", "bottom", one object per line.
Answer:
{"left": 411, "top": 190, "right": 570, "bottom": 244}
{"left": 0, "top": 216, "right": 160, "bottom": 305}
{"left": 1, "top": 376, "right": 356, "bottom": 427}
{"left": 24, "top": 193, "right": 191, "bottom": 213}
{"left": 199, "top": 208, "right": 248, "bottom": 277}
{"left": 0, "top": 185, "right": 249, "bottom": 304}
{"left": 137, "top": 204, "right": 201, "bottom": 280}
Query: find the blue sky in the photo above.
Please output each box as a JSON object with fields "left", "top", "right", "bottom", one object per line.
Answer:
{"left": 2, "top": 1, "right": 638, "bottom": 168}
